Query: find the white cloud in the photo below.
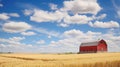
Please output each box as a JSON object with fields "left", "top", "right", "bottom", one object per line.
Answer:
{"left": 63, "top": 29, "right": 101, "bottom": 39}
{"left": 23, "top": 0, "right": 120, "bottom": 30}
{"left": 62, "top": 0, "right": 101, "bottom": 15}
{"left": 34, "top": 27, "right": 60, "bottom": 37}
{"left": 0, "top": 13, "right": 10, "bottom": 20}
{"left": 23, "top": 9, "right": 33, "bottom": 16}
{"left": 30, "top": 9, "right": 66, "bottom": 22}
{"left": 0, "top": 37, "right": 34, "bottom": 52}
{"left": 0, "top": 37, "right": 25, "bottom": 46}
{"left": 8, "top": 13, "right": 20, "bottom": 17}
{"left": 62, "top": 29, "right": 101, "bottom": 41}
{"left": 64, "top": 14, "right": 92, "bottom": 24}
{"left": 37, "top": 40, "right": 45, "bottom": 44}
{"left": 95, "top": 14, "right": 107, "bottom": 20}
{"left": 50, "top": 29, "right": 101, "bottom": 48}
{"left": 29, "top": 0, "right": 103, "bottom": 28}
{"left": 21, "top": 31, "right": 36, "bottom": 36}
{"left": 48, "top": 29, "right": 102, "bottom": 53}
{"left": 0, "top": 4, "right": 3, "bottom": 7}
{"left": 2, "top": 21, "right": 32, "bottom": 33}
{"left": 1, "top": 29, "right": 120, "bottom": 53}
{"left": 102, "top": 34, "right": 120, "bottom": 52}
{"left": 49, "top": 3, "right": 58, "bottom": 10}
{"left": 30, "top": 8, "right": 95, "bottom": 27}
{"left": 49, "top": 29, "right": 120, "bottom": 52}
{"left": 86, "top": 31, "right": 101, "bottom": 35}
{"left": 0, "top": 13, "right": 20, "bottom": 20}
{"left": 30, "top": 9, "right": 92, "bottom": 25}
{"left": 63, "top": 29, "right": 84, "bottom": 38}
{"left": 9, "top": 37, "right": 25, "bottom": 42}
{"left": 89, "top": 21, "right": 120, "bottom": 28}
{"left": 28, "top": 0, "right": 107, "bottom": 28}
{"left": 58, "top": 23, "right": 69, "bottom": 27}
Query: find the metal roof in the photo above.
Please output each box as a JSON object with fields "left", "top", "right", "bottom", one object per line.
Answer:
{"left": 80, "top": 41, "right": 99, "bottom": 47}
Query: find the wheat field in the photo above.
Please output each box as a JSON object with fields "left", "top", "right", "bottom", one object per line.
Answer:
{"left": 0, "top": 53, "right": 120, "bottom": 67}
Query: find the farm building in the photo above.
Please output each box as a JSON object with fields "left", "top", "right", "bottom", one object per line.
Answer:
{"left": 79, "top": 39, "right": 107, "bottom": 53}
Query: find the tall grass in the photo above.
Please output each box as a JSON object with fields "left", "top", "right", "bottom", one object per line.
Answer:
{"left": 0, "top": 53, "right": 120, "bottom": 67}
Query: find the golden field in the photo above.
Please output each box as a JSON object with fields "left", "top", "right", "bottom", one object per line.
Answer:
{"left": 0, "top": 53, "right": 120, "bottom": 67}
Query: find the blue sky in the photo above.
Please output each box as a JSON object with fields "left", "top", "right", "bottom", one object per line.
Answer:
{"left": 0, "top": 0, "right": 120, "bottom": 53}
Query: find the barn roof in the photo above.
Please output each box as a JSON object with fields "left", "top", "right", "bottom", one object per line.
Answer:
{"left": 80, "top": 40, "right": 100, "bottom": 47}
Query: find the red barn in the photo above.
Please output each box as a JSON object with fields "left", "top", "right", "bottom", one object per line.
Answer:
{"left": 79, "top": 39, "right": 107, "bottom": 53}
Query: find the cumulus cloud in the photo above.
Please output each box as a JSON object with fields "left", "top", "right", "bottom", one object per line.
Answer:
{"left": 89, "top": 21, "right": 120, "bottom": 28}
{"left": 0, "top": 37, "right": 34, "bottom": 52}
{"left": 21, "top": 31, "right": 36, "bottom": 36}
{"left": 95, "top": 14, "right": 107, "bottom": 20}
{"left": 24, "top": 0, "right": 119, "bottom": 29}
{"left": 0, "top": 13, "right": 10, "bottom": 20}
{"left": 62, "top": 0, "right": 101, "bottom": 15}
{"left": 63, "top": 29, "right": 84, "bottom": 38}
{"left": 30, "top": 9, "right": 94, "bottom": 26}
{"left": 9, "top": 37, "right": 25, "bottom": 42}
{"left": 29, "top": 0, "right": 106, "bottom": 28}
{"left": 64, "top": 14, "right": 92, "bottom": 24}
{"left": 0, "top": 37, "right": 25, "bottom": 46}
{"left": 62, "top": 29, "right": 101, "bottom": 41}
{"left": 0, "top": 13, "right": 20, "bottom": 20}
{"left": 58, "top": 23, "right": 69, "bottom": 27}
{"left": 50, "top": 29, "right": 101, "bottom": 47}
{"left": 49, "top": 29, "right": 120, "bottom": 52}
{"left": 23, "top": 9, "right": 33, "bottom": 16}
{"left": 8, "top": 13, "right": 20, "bottom": 17}
{"left": 49, "top": 3, "right": 58, "bottom": 10}
{"left": 2, "top": 21, "right": 32, "bottom": 33}
{"left": 1, "top": 29, "right": 120, "bottom": 53}
{"left": 48, "top": 29, "right": 102, "bottom": 53}
{"left": 30, "top": 9, "right": 66, "bottom": 22}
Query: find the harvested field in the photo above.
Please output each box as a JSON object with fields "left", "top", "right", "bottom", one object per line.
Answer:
{"left": 0, "top": 53, "right": 120, "bottom": 67}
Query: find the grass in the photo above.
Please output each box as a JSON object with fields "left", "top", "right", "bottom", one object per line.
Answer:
{"left": 0, "top": 52, "right": 120, "bottom": 67}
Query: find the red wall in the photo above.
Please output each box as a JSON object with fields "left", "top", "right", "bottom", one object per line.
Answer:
{"left": 97, "top": 43, "right": 107, "bottom": 52}
{"left": 80, "top": 46, "right": 97, "bottom": 53}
